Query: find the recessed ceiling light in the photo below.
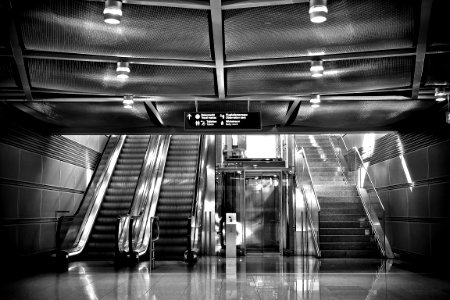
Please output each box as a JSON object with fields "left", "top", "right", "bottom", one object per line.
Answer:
{"left": 123, "top": 95, "right": 134, "bottom": 108}
{"left": 116, "top": 61, "right": 130, "bottom": 79}
{"left": 309, "top": 0, "right": 328, "bottom": 24}
{"left": 436, "top": 96, "right": 446, "bottom": 102}
{"left": 310, "top": 60, "right": 324, "bottom": 78}
{"left": 104, "top": 0, "right": 122, "bottom": 25}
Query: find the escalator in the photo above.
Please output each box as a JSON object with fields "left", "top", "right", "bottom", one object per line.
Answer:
{"left": 154, "top": 135, "right": 200, "bottom": 260}
{"left": 80, "top": 135, "right": 150, "bottom": 260}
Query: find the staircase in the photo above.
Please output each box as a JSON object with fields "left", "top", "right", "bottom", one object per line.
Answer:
{"left": 82, "top": 135, "right": 150, "bottom": 260}
{"left": 155, "top": 135, "right": 200, "bottom": 260}
{"left": 295, "top": 135, "right": 379, "bottom": 258}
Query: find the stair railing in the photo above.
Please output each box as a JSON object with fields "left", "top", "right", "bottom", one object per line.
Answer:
{"left": 333, "top": 136, "right": 393, "bottom": 258}
{"left": 116, "top": 135, "right": 171, "bottom": 264}
{"left": 186, "top": 135, "right": 207, "bottom": 263}
{"left": 56, "top": 135, "right": 126, "bottom": 260}
{"left": 293, "top": 142, "right": 321, "bottom": 257}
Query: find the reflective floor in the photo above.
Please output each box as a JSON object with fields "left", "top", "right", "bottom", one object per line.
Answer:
{"left": 1, "top": 257, "right": 449, "bottom": 300}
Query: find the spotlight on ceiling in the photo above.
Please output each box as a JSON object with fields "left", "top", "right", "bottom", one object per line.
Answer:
{"left": 104, "top": 0, "right": 122, "bottom": 25}
{"left": 309, "top": 0, "right": 328, "bottom": 24}
{"left": 310, "top": 60, "right": 324, "bottom": 78}
{"left": 310, "top": 94, "right": 321, "bottom": 108}
{"left": 435, "top": 87, "right": 446, "bottom": 102}
{"left": 123, "top": 95, "right": 134, "bottom": 109}
{"left": 116, "top": 61, "right": 130, "bottom": 79}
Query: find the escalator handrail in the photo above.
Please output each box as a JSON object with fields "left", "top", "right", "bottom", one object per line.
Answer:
{"left": 131, "top": 135, "right": 171, "bottom": 257}
{"left": 61, "top": 135, "right": 127, "bottom": 256}
{"left": 115, "top": 135, "right": 158, "bottom": 255}
{"left": 188, "top": 135, "right": 206, "bottom": 253}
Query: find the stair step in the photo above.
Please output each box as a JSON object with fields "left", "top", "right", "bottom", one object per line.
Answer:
{"left": 320, "top": 242, "right": 377, "bottom": 251}
{"left": 320, "top": 250, "right": 380, "bottom": 258}
{"left": 320, "top": 228, "right": 369, "bottom": 235}
{"left": 320, "top": 214, "right": 368, "bottom": 222}
{"left": 319, "top": 221, "right": 370, "bottom": 229}
{"left": 320, "top": 235, "right": 372, "bottom": 243}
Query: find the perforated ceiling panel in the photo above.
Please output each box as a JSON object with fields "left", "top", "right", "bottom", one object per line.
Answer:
{"left": 428, "top": 0, "right": 450, "bottom": 46}
{"left": 250, "top": 101, "right": 290, "bottom": 126}
{"left": 423, "top": 54, "right": 450, "bottom": 86}
{"left": 227, "top": 56, "right": 414, "bottom": 95}
{"left": 224, "top": 0, "right": 415, "bottom": 61}
{"left": 27, "top": 59, "right": 215, "bottom": 95}
{"left": 16, "top": 0, "right": 212, "bottom": 60}
{"left": 0, "top": 58, "right": 18, "bottom": 88}
{"left": 155, "top": 102, "right": 196, "bottom": 127}
{"left": 292, "top": 100, "right": 433, "bottom": 129}
{"left": 19, "top": 101, "right": 154, "bottom": 129}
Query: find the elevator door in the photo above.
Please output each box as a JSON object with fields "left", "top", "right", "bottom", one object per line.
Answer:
{"left": 245, "top": 175, "right": 280, "bottom": 253}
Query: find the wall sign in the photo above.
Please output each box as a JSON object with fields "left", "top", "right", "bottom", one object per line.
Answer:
{"left": 184, "top": 112, "right": 261, "bottom": 130}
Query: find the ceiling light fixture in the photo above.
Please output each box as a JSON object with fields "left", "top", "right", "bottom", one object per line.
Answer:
{"left": 309, "top": 0, "right": 328, "bottom": 24}
{"left": 123, "top": 95, "right": 134, "bottom": 109}
{"left": 104, "top": 0, "right": 122, "bottom": 25}
{"left": 116, "top": 61, "right": 130, "bottom": 79}
{"left": 310, "top": 60, "right": 324, "bottom": 78}
{"left": 310, "top": 94, "right": 321, "bottom": 104}
{"left": 310, "top": 94, "right": 321, "bottom": 108}
{"left": 435, "top": 87, "right": 446, "bottom": 101}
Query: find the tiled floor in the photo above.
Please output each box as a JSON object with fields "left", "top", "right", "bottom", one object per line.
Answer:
{"left": 1, "top": 257, "right": 449, "bottom": 300}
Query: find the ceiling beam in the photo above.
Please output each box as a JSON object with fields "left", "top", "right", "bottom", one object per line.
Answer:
{"left": 88, "top": 0, "right": 211, "bottom": 10}
{"left": 225, "top": 48, "right": 416, "bottom": 68}
{"left": 222, "top": 0, "right": 309, "bottom": 10}
{"left": 282, "top": 100, "right": 301, "bottom": 126}
{"left": 7, "top": 0, "right": 33, "bottom": 101}
{"left": 210, "top": 0, "right": 226, "bottom": 100}
{"left": 144, "top": 101, "right": 165, "bottom": 126}
{"left": 411, "top": 0, "right": 434, "bottom": 99}
{"left": 23, "top": 50, "right": 216, "bottom": 69}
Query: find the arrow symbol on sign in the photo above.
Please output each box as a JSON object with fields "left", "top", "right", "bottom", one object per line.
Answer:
{"left": 187, "top": 114, "right": 192, "bottom": 120}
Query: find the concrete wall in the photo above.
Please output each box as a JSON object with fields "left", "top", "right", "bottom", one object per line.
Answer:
{"left": 0, "top": 135, "right": 107, "bottom": 257}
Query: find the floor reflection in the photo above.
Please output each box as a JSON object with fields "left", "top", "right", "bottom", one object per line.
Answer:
{"left": 0, "top": 257, "right": 449, "bottom": 300}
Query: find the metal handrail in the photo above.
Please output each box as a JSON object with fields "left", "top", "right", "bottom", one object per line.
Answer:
{"left": 351, "top": 147, "right": 385, "bottom": 211}
{"left": 294, "top": 143, "right": 321, "bottom": 211}
{"left": 131, "top": 135, "right": 171, "bottom": 258}
{"left": 337, "top": 142, "right": 392, "bottom": 258}
{"left": 293, "top": 142, "right": 321, "bottom": 257}
{"left": 116, "top": 135, "right": 158, "bottom": 256}
{"left": 328, "top": 135, "right": 349, "bottom": 185}
{"left": 59, "top": 135, "right": 126, "bottom": 257}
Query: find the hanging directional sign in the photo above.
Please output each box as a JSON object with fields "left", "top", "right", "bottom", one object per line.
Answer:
{"left": 184, "top": 112, "right": 261, "bottom": 130}
{"left": 446, "top": 112, "right": 450, "bottom": 124}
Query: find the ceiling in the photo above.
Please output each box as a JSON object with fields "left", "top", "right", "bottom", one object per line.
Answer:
{"left": 0, "top": 0, "right": 449, "bottom": 134}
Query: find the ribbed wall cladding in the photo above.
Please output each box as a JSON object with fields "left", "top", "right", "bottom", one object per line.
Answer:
{"left": 0, "top": 123, "right": 100, "bottom": 170}
{"left": 155, "top": 135, "right": 200, "bottom": 261}
{"left": 361, "top": 130, "right": 450, "bottom": 165}
{"left": 82, "top": 135, "right": 150, "bottom": 260}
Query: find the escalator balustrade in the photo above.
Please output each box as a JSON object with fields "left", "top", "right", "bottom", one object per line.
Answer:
{"left": 81, "top": 135, "right": 150, "bottom": 260}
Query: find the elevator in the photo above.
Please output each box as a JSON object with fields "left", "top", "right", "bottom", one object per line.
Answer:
{"left": 244, "top": 173, "right": 281, "bottom": 253}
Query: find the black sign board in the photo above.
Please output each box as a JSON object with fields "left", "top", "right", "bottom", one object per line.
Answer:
{"left": 184, "top": 112, "right": 261, "bottom": 130}
{"left": 446, "top": 112, "right": 450, "bottom": 124}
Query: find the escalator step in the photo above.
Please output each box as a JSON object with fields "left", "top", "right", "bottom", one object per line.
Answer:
{"left": 159, "top": 191, "right": 194, "bottom": 198}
